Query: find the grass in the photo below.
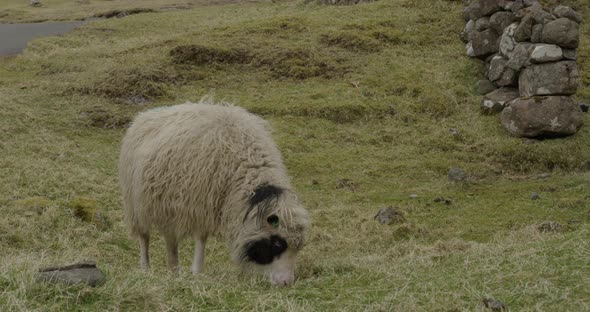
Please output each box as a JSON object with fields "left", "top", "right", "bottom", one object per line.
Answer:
{"left": 1, "top": 0, "right": 590, "bottom": 310}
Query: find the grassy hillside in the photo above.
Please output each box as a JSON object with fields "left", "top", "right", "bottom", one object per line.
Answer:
{"left": 1, "top": 0, "right": 590, "bottom": 310}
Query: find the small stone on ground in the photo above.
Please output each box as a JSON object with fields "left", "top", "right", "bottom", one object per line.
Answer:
{"left": 37, "top": 260, "right": 105, "bottom": 287}
{"left": 448, "top": 167, "right": 466, "bottom": 183}
{"left": 538, "top": 221, "right": 562, "bottom": 232}
{"left": 374, "top": 207, "right": 406, "bottom": 225}
{"left": 483, "top": 298, "right": 506, "bottom": 311}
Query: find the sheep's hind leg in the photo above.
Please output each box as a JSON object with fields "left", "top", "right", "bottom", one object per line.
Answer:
{"left": 139, "top": 232, "right": 150, "bottom": 271}
{"left": 191, "top": 236, "right": 207, "bottom": 274}
{"left": 164, "top": 234, "right": 179, "bottom": 272}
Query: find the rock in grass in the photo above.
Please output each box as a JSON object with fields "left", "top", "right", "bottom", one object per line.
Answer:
{"left": 448, "top": 167, "right": 466, "bottom": 183}
{"left": 500, "top": 96, "right": 584, "bottom": 138}
{"left": 374, "top": 207, "right": 405, "bottom": 225}
{"left": 37, "top": 261, "right": 105, "bottom": 287}
{"left": 538, "top": 221, "right": 562, "bottom": 232}
{"left": 434, "top": 196, "right": 452, "bottom": 205}
{"left": 483, "top": 298, "right": 506, "bottom": 311}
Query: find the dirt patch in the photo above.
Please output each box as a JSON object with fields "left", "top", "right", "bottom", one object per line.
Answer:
{"left": 76, "top": 65, "right": 183, "bottom": 102}
{"left": 371, "top": 29, "right": 405, "bottom": 44}
{"left": 253, "top": 48, "right": 342, "bottom": 79}
{"left": 320, "top": 32, "right": 381, "bottom": 52}
{"left": 307, "top": 0, "right": 376, "bottom": 5}
{"left": 250, "top": 103, "right": 396, "bottom": 123}
{"left": 242, "top": 17, "right": 308, "bottom": 35}
{"left": 80, "top": 107, "right": 131, "bottom": 129}
{"left": 170, "top": 44, "right": 251, "bottom": 65}
{"left": 93, "top": 8, "right": 156, "bottom": 19}
{"left": 171, "top": 44, "right": 343, "bottom": 80}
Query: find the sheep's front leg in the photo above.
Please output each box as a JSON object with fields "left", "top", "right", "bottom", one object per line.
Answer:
{"left": 191, "top": 237, "right": 207, "bottom": 274}
{"left": 164, "top": 235, "right": 179, "bottom": 272}
{"left": 139, "top": 233, "right": 150, "bottom": 271}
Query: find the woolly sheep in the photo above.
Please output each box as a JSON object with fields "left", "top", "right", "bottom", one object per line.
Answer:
{"left": 119, "top": 100, "right": 310, "bottom": 286}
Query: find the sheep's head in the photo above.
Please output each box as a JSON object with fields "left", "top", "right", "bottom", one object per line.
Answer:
{"left": 234, "top": 183, "right": 309, "bottom": 287}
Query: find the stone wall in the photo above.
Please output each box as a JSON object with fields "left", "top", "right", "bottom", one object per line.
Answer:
{"left": 461, "top": 0, "right": 585, "bottom": 138}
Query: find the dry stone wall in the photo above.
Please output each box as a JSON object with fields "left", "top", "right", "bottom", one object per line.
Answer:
{"left": 461, "top": 0, "right": 585, "bottom": 138}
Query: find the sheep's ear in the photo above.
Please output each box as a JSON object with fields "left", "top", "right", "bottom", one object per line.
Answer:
{"left": 243, "top": 184, "right": 283, "bottom": 223}
{"left": 248, "top": 184, "right": 283, "bottom": 207}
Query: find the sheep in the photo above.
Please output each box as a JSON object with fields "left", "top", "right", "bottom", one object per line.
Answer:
{"left": 119, "top": 99, "right": 310, "bottom": 286}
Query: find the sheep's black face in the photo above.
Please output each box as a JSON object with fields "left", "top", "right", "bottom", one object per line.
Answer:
{"left": 244, "top": 235, "right": 288, "bottom": 265}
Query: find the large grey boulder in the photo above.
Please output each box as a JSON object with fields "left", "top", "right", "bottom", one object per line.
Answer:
{"left": 471, "top": 29, "right": 500, "bottom": 57}
{"left": 541, "top": 18, "right": 579, "bottom": 49}
{"left": 477, "top": 79, "right": 497, "bottom": 95}
{"left": 532, "top": 9, "right": 555, "bottom": 24}
{"left": 531, "top": 24, "right": 543, "bottom": 43}
{"left": 475, "top": 17, "right": 491, "bottom": 31}
{"left": 563, "top": 49, "right": 576, "bottom": 60}
{"left": 499, "top": 23, "right": 518, "bottom": 58}
{"left": 553, "top": 5, "right": 582, "bottom": 23}
{"left": 506, "top": 42, "right": 532, "bottom": 70}
{"left": 479, "top": 0, "right": 504, "bottom": 16}
{"left": 529, "top": 44, "right": 562, "bottom": 63}
{"left": 490, "top": 11, "right": 515, "bottom": 35}
{"left": 488, "top": 55, "right": 517, "bottom": 86}
{"left": 463, "top": 2, "right": 482, "bottom": 21}
{"left": 519, "top": 61, "right": 579, "bottom": 96}
{"left": 514, "top": 14, "right": 534, "bottom": 42}
{"left": 507, "top": 0, "right": 524, "bottom": 13}
{"left": 488, "top": 55, "right": 508, "bottom": 81}
{"left": 501, "top": 96, "right": 584, "bottom": 137}
{"left": 36, "top": 261, "right": 105, "bottom": 287}
{"left": 481, "top": 87, "right": 519, "bottom": 114}
{"left": 461, "top": 19, "right": 476, "bottom": 43}
{"left": 466, "top": 42, "right": 475, "bottom": 57}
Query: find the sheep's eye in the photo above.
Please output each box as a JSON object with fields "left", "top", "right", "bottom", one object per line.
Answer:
{"left": 267, "top": 215, "right": 279, "bottom": 228}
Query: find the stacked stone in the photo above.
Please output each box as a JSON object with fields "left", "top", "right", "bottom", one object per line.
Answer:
{"left": 461, "top": 0, "right": 585, "bottom": 138}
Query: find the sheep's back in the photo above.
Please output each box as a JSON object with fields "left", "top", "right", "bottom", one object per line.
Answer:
{"left": 119, "top": 102, "right": 284, "bottom": 238}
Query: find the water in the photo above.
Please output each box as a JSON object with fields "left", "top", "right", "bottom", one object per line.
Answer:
{"left": 0, "top": 21, "right": 85, "bottom": 56}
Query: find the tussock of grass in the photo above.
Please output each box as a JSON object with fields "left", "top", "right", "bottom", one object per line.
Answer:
{"left": 320, "top": 31, "right": 382, "bottom": 52}
{"left": 69, "top": 197, "right": 98, "bottom": 222}
{"left": 93, "top": 8, "right": 156, "bottom": 19}
{"left": 80, "top": 107, "right": 131, "bottom": 129}
{"left": 170, "top": 44, "right": 251, "bottom": 65}
{"left": 75, "top": 65, "right": 183, "bottom": 102}
{"left": 254, "top": 48, "right": 343, "bottom": 80}
{"left": 309, "top": 0, "right": 376, "bottom": 5}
